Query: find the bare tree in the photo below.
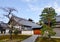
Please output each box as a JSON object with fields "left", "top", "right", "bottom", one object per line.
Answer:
{"left": 0, "top": 7, "right": 17, "bottom": 40}
{"left": 0, "top": 7, "right": 17, "bottom": 18}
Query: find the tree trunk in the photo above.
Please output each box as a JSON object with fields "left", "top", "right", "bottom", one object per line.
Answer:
{"left": 48, "top": 19, "right": 50, "bottom": 27}
{"left": 9, "top": 30, "right": 12, "bottom": 40}
{"left": 48, "top": 18, "right": 51, "bottom": 39}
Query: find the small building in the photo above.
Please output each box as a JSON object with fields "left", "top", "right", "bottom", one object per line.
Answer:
{"left": 53, "top": 15, "right": 60, "bottom": 36}
{"left": 0, "top": 21, "right": 9, "bottom": 34}
{"left": 8, "top": 15, "right": 41, "bottom": 35}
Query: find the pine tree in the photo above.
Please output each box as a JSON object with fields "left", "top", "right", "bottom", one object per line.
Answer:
{"left": 40, "top": 7, "right": 57, "bottom": 38}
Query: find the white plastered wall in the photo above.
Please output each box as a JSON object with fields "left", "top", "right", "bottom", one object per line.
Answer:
{"left": 21, "top": 30, "right": 34, "bottom": 35}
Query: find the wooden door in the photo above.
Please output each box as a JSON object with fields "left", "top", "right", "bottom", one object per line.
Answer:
{"left": 34, "top": 29, "right": 41, "bottom": 35}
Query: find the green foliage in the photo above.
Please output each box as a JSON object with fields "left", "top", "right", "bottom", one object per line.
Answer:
{"left": 39, "top": 7, "right": 57, "bottom": 38}
{"left": 14, "top": 29, "right": 19, "bottom": 35}
{"left": 40, "top": 7, "right": 57, "bottom": 27}
{"left": 41, "top": 24, "right": 56, "bottom": 37}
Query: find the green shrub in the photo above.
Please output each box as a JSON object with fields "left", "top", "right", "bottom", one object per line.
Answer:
{"left": 14, "top": 29, "right": 19, "bottom": 35}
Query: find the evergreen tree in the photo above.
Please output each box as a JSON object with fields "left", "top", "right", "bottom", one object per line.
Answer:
{"left": 40, "top": 7, "right": 57, "bottom": 38}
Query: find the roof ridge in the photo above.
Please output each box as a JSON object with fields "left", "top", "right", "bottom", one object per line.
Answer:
{"left": 12, "top": 15, "right": 36, "bottom": 23}
{"left": 12, "top": 15, "right": 27, "bottom": 21}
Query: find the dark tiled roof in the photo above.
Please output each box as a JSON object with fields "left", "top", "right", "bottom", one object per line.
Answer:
{"left": 0, "top": 21, "right": 9, "bottom": 29}
{"left": 11, "top": 15, "right": 41, "bottom": 28}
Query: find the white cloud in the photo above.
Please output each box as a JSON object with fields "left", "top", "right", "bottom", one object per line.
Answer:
{"left": 21, "top": 0, "right": 38, "bottom": 3}
{"left": 53, "top": 2, "right": 60, "bottom": 15}
{"left": 27, "top": 4, "right": 43, "bottom": 15}
{"left": 26, "top": 1, "right": 60, "bottom": 16}
{"left": 28, "top": 4, "right": 42, "bottom": 12}
{"left": 21, "top": 0, "right": 31, "bottom": 2}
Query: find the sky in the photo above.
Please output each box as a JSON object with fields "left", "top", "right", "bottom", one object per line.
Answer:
{"left": 0, "top": 0, "right": 60, "bottom": 23}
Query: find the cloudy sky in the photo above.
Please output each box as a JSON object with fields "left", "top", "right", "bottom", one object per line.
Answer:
{"left": 0, "top": 0, "right": 60, "bottom": 23}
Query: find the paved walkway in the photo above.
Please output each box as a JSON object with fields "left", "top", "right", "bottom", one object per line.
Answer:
{"left": 21, "top": 35, "right": 38, "bottom": 42}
